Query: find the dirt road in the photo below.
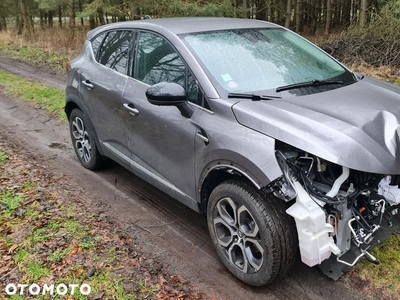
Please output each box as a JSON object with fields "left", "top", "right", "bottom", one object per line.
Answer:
{"left": 0, "top": 55, "right": 368, "bottom": 300}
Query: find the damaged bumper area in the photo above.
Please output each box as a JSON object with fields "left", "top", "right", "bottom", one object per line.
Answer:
{"left": 272, "top": 145, "right": 400, "bottom": 278}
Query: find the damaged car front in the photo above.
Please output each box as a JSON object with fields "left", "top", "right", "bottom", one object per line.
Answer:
{"left": 230, "top": 75, "right": 400, "bottom": 277}
{"left": 182, "top": 22, "right": 400, "bottom": 283}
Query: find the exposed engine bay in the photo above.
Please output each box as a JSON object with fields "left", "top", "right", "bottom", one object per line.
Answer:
{"left": 272, "top": 142, "right": 400, "bottom": 277}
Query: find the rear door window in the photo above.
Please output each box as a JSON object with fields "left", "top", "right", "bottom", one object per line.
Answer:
{"left": 98, "top": 30, "right": 134, "bottom": 74}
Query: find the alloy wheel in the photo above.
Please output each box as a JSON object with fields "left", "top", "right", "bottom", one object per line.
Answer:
{"left": 72, "top": 116, "right": 92, "bottom": 163}
{"left": 213, "top": 197, "right": 264, "bottom": 273}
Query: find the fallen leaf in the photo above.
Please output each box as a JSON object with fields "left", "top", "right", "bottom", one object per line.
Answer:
{"left": 0, "top": 265, "right": 10, "bottom": 275}
{"left": 86, "top": 267, "right": 96, "bottom": 278}
{"left": 159, "top": 275, "right": 167, "bottom": 287}
{"left": 8, "top": 244, "right": 18, "bottom": 254}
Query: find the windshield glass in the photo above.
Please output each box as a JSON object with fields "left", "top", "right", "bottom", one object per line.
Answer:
{"left": 181, "top": 28, "right": 355, "bottom": 95}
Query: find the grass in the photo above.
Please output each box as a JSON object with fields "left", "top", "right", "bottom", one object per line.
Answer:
{"left": 25, "top": 263, "right": 51, "bottom": 281}
{"left": 0, "top": 146, "right": 163, "bottom": 299}
{"left": 0, "top": 71, "right": 65, "bottom": 119}
{"left": 0, "top": 151, "right": 7, "bottom": 164}
{"left": 348, "top": 233, "right": 400, "bottom": 297}
{"left": 48, "top": 247, "right": 71, "bottom": 263}
{"left": 392, "top": 78, "right": 400, "bottom": 86}
{"left": 15, "top": 248, "right": 28, "bottom": 263}
{"left": 0, "top": 191, "right": 25, "bottom": 215}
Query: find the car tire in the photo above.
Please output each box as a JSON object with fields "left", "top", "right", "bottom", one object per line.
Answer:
{"left": 69, "top": 109, "right": 108, "bottom": 170}
{"left": 207, "top": 179, "right": 298, "bottom": 286}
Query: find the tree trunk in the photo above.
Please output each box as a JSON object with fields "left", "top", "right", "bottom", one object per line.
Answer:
{"left": 69, "top": 0, "right": 76, "bottom": 28}
{"left": 16, "top": 16, "right": 22, "bottom": 35}
{"left": 0, "top": 16, "right": 6, "bottom": 31}
{"left": 342, "top": 0, "right": 350, "bottom": 26}
{"left": 285, "top": 0, "right": 291, "bottom": 28}
{"left": 309, "top": 0, "right": 315, "bottom": 28}
{"left": 312, "top": 0, "right": 320, "bottom": 32}
{"left": 78, "top": 0, "right": 84, "bottom": 26}
{"left": 295, "top": 0, "right": 301, "bottom": 32}
{"left": 130, "top": 2, "right": 136, "bottom": 20}
{"left": 320, "top": 0, "right": 325, "bottom": 26}
{"left": 19, "top": 0, "right": 34, "bottom": 38}
{"left": 334, "top": 0, "right": 340, "bottom": 27}
{"left": 48, "top": 10, "right": 53, "bottom": 27}
{"left": 98, "top": 8, "right": 105, "bottom": 25}
{"left": 277, "top": 0, "right": 286, "bottom": 25}
{"left": 265, "top": 0, "right": 272, "bottom": 21}
{"left": 270, "top": 0, "right": 276, "bottom": 22}
{"left": 0, "top": 0, "right": 6, "bottom": 31}
{"left": 58, "top": 6, "right": 62, "bottom": 27}
{"left": 256, "top": 0, "right": 266, "bottom": 20}
{"left": 242, "top": 0, "right": 249, "bottom": 18}
{"left": 360, "top": 0, "right": 367, "bottom": 28}
{"left": 89, "top": 16, "right": 95, "bottom": 29}
{"left": 40, "top": 11, "right": 45, "bottom": 30}
{"left": 325, "top": 0, "right": 332, "bottom": 35}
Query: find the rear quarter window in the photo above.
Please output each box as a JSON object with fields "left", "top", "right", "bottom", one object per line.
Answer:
{"left": 91, "top": 32, "right": 106, "bottom": 60}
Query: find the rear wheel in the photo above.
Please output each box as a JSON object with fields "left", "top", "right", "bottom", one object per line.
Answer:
{"left": 207, "top": 179, "right": 297, "bottom": 286}
{"left": 69, "top": 109, "right": 108, "bottom": 170}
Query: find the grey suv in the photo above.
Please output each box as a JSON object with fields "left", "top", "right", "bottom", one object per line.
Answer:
{"left": 65, "top": 17, "right": 400, "bottom": 286}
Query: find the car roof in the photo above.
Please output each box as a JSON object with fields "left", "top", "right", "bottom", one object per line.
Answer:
{"left": 87, "top": 17, "right": 280, "bottom": 40}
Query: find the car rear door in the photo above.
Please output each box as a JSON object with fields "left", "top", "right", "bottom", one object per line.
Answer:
{"left": 121, "top": 31, "right": 203, "bottom": 207}
{"left": 79, "top": 30, "right": 134, "bottom": 162}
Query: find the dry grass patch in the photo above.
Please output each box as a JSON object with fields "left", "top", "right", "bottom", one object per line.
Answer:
{"left": 0, "top": 27, "right": 87, "bottom": 73}
{"left": 349, "top": 63, "right": 400, "bottom": 83}
{"left": 0, "top": 27, "right": 87, "bottom": 57}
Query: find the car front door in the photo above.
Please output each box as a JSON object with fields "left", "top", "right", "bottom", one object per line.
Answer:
{"left": 122, "top": 31, "right": 203, "bottom": 208}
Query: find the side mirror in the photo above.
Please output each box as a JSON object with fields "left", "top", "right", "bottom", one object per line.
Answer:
{"left": 146, "top": 82, "right": 194, "bottom": 118}
{"left": 146, "top": 82, "right": 186, "bottom": 105}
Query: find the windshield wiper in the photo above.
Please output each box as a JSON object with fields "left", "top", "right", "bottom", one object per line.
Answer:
{"left": 275, "top": 80, "right": 344, "bottom": 92}
{"left": 228, "top": 93, "right": 281, "bottom": 101}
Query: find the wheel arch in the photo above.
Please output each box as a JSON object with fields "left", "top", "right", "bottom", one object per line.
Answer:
{"left": 198, "top": 158, "right": 273, "bottom": 215}
{"left": 65, "top": 94, "right": 87, "bottom": 119}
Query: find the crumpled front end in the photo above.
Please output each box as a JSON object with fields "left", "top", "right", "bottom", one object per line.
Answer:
{"left": 271, "top": 142, "right": 400, "bottom": 275}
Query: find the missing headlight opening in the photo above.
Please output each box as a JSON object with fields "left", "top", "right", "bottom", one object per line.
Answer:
{"left": 272, "top": 142, "right": 400, "bottom": 272}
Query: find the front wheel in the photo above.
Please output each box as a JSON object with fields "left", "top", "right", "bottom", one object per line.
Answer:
{"left": 207, "top": 180, "right": 297, "bottom": 286}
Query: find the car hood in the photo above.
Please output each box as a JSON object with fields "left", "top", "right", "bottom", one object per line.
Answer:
{"left": 232, "top": 79, "right": 400, "bottom": 174}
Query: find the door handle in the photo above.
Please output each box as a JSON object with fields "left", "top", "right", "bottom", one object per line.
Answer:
{"left": 196, "top": 131, "right": 209, "bottom": 144}
{"left": 82, "top": 80, "right": 94, "bottom": 90}
{"left": 123, "top": 103, "right": 140, "bottom": 115}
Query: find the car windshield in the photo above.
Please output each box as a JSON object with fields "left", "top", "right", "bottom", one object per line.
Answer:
{"left": 181, "top": 28, "right": 355, "bottom": 96}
